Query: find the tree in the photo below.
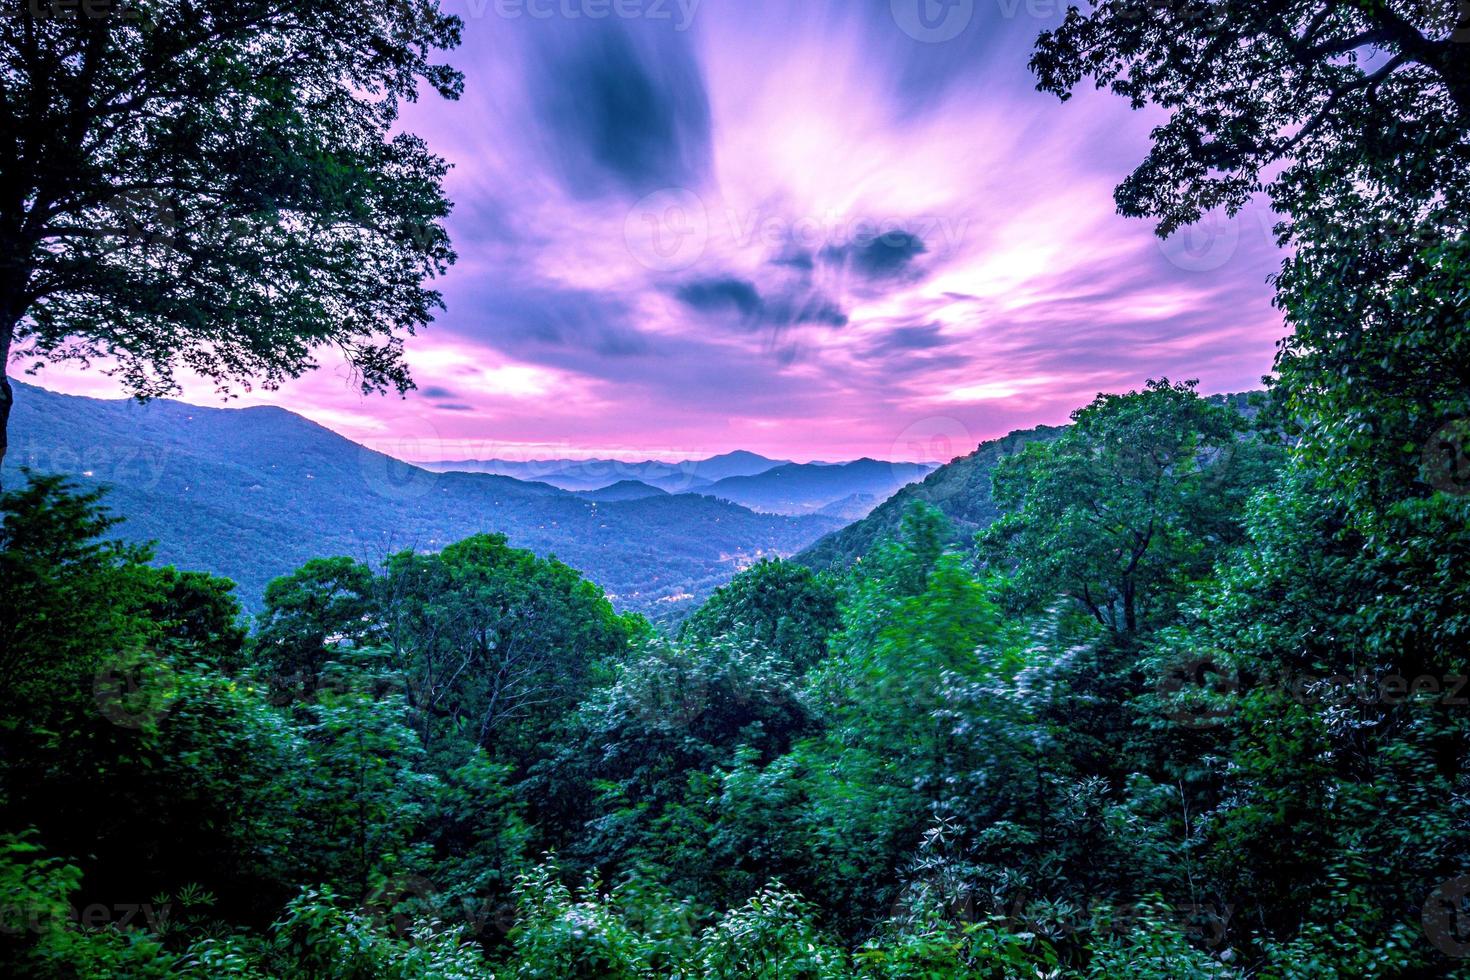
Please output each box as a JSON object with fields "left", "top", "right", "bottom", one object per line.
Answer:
{"left": 298, "top": 663, "right": 437, "bottom": 901}
{"left": 145, "top": 566, "right": 249, "bottom": 673}
{"left": 529, "top": 634, "right": 812, "bottom": 898}
{"left": 979, "top": 381, "right": 1275, "bottom": 635}
{"left": 679, "top": 560, "right": 842, "bottom": 672}
{"left": 0, "top": 473, "right": 156, "bottom": 718}
{"left": 253, "top": 556, "right": 377, "bottom": 698}
{"left": 1030, "top": 1, "right": 1470, "bottom": 509}
{"left": 0, "top": 0, "right": 464, "bottom": 472}
{"left": 380, "top": 534, "right": 634, "bottom": 761}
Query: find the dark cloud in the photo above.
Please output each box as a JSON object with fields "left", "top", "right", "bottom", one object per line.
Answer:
{"left": 436, "top": 403, "right": 476, "bottom": 412}
{"left": 676, "top": 277, "right": 763, "bottom": 318}
{"left": 763, "top": 292, "right": 848, "bottom": 328}
{"left": 821, "top": 229, "right": 928, "bottom": 279}
{"left": 674, "top": 276, "right": 847, "bottom": 329}
{"left": 846, "top": 322, "right": 959, "bottom": 380}
{"left": 850, "top": 0, "right": 1039, "bottom": 116}
{"left": 865, "top": 322, "right": 951, "bottom": 354}
{"left": 419, "top": 385, "right": 460, "bottom": 400}
{"left": 468, "top": 286, "right": 653, "bottom": 361}
{"left": 770, "top": 250, "right": 816, "bottom": 272}
{"left": 528, "top": 24, "right": 712, "bottom": 198}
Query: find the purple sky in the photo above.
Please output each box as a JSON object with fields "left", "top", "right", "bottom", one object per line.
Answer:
{"left": 25, "top": 0, "right": 1287, "bottom": 465}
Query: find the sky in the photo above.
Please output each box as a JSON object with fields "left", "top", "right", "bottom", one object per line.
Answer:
{"left": 22, "top": 0, "right": 1288, "bottom": 466}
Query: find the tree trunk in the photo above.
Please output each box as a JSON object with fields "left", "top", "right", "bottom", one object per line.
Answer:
{"left": 0, "top": 369, "right": 11, "bottom": 487}
{"left": 0, "top": 312, "right": 13, "bottom": 488}
{"left": 0, "top": 279, "right": 23, "bottom": 484}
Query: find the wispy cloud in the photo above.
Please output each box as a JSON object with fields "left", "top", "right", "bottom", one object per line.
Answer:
{"left": 19, "top": 0, "right": 1286, "bottom": 462}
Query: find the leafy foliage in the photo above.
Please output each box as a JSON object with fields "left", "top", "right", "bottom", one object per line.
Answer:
{"left": 0, "top": 0, "right": 465, "bottom": 469}
{"left": 980, "top": 380, "right": 1279, "bottom": 634}
{"left": 2, "top": 3, "right": 1467, "bottom": 974}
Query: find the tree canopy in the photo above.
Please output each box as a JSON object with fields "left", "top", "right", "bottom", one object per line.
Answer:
{"left": 1031, "top": 0, "right": 1470, "bottom": 508}
{"left": 0, "top": 0, "right": 463, "bottom": 469}
{"left": 979, "top": 380, "right": 1279, "bottom": 634}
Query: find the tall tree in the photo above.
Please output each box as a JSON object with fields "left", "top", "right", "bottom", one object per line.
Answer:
{"left": 1030, "top": 1, "right": 1470, "bottom": 508}
{"left": 0, "top": 0, "right": 463, "bottom": 472}
{"left": 253, "top": 556, "right": 378, "bottom": 698}
{"left": 678, "top": 559, "right": 841, "bottom": 672}
{"left": 979, "top": 381, "right": 1275, "bottom": 635}
{"left": 380, "top": 534, "right": 634, "bottom": 761}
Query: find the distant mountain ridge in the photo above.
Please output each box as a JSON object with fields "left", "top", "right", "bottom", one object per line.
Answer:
{"left": 698, "top": 458, "right": 935, "bottom": 517}
{"left": 3, "top": 383, "right": 842, "bottom": 621}
{"left": 426, "top": 451, "right": 935, "bottom": 517}
{"left": 576, "top": 480, "right": 670, "bottom": 502}
{"left": 795, "top": 426, "right": 1066, "bottom": 570}
{"left": 421, "top": 449, "right": 787, "bottom": 493}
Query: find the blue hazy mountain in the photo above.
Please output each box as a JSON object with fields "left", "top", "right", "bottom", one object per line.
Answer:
{"left": 576, "top": 480, "right": 670, "bottom": 502}
{"left": 692, "top": 459, "right": 937, "bottom": 517}
{"left": 3, "top": 382, "right": 843, "bottom": 621}
{"left": 427, "top": 453, "right": 935, "bottom": 518}
{"left": 420, "top": 449, "right": 787, "bottom": 493}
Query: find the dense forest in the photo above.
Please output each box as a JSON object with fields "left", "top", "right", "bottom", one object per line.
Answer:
{"left": 3, "top": 373, "right": 1469, "bottom": 977}
{"left": 2, "top": 0, "right": 1468, "bottom": 976}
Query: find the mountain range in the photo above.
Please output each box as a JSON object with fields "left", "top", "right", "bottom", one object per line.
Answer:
{"left": 425, "top": 454, "right": 935, "bottom": 519}
{"left": 2, "top": 381, "right": 1268, "bottom": 622}
{"left": 2, "top": 383, "right": 849, "bottom": 622}
{"left": 419, "top": 450, "right": 783, "bottom": 494}
{"left": 795, "top": 425, "right": 1066, "bottom": 570}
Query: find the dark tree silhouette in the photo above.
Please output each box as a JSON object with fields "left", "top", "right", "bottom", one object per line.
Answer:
{"left": 0, "top": 0, "right": 463, "bottom": 473}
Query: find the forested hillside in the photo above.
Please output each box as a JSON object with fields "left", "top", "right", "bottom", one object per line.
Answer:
{"left": 2, "top": 0, "right": 1468, "bottom": 976}
{"left": 799, "top": 393, "right": 1265, "bottom": 570}
{"left": 420, "top": 450, "right": 786, "bottom": 494}
{"left": 3, "top": 382, "right": 841, "bottom": 620}
{"left": 5, "top": 374, "right": 1468, "bottom": 977}
{"left": 797, "top": 425, "right": 1065, "bottom": 570}
{"left": 697, "top": 459, "right": 936, "bottom": 517}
